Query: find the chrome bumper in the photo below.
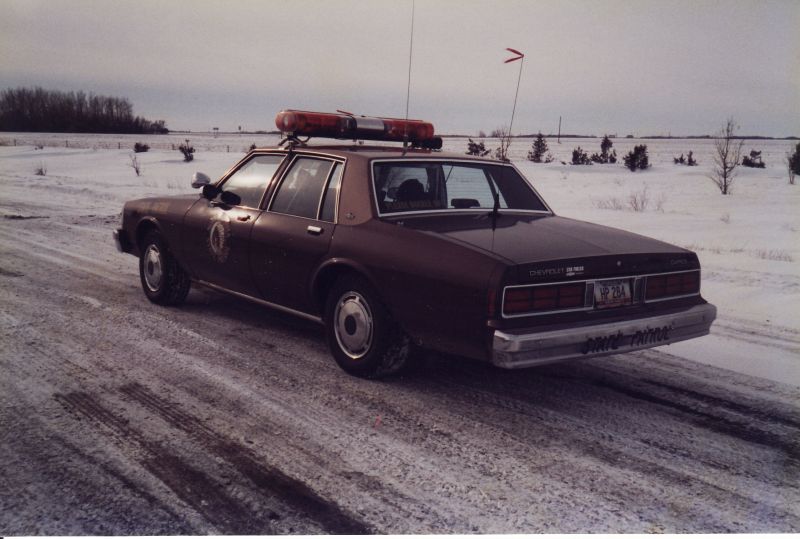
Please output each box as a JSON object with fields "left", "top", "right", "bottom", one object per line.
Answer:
{"left": 492, "top": 303, "right": 716, "bottom": 369}
{"left": 113, "top": 228, "right": 134, "bottom": 254}
{"left": 113, "top": 229, "right": 124, "bottom": 252}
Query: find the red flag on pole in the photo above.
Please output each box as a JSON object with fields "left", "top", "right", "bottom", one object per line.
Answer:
{"left": 504, "top": 48, "right": 524, "bottom": 63}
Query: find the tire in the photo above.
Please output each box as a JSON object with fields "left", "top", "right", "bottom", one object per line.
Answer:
{"left": 324, "top": 275, "right": 418, "bottom": 378}
{"left": 139, "top": 230, "right": 190, "bottom": 306}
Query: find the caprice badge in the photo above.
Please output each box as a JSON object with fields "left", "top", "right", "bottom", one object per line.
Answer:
{"left": 529, "top": 265, "right": 585, "bottom": 279}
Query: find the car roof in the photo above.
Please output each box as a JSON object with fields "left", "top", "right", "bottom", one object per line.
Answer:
{"left": 254, "top": 144, "right": 502, "bottom": 163}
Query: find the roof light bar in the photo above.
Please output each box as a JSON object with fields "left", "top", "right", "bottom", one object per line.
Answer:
{"left": 275, "top": 110, "right": 442, "bottom": 149}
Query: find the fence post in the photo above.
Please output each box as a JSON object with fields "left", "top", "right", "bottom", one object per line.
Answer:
{"left": 13, "top": 139, "right": 16, "bottom": 146}
{"left": 227, "top": 145, "right": 230, "bottom": 152}
{"left": 66, "top": 140, "right": 69, "bottom": 148}
{"left": 118, "top": 142, "right": 121, "bottom": 149}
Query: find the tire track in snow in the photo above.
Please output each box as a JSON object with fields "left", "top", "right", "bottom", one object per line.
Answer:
{"left": 54, "top": 391, "right": 279, "bottom": 535}
{"left": 0, "top": 228, "right": 131, "bottom": 285}
{"left": 118, "top": 383, "right": 371, "bottom": 534}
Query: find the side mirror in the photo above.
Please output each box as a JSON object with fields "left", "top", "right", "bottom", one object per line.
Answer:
{"left": 220, "top": 190, "right": 241, "bottom": 206}
{"left": 201, "top": 184, "right": 221, "bottom": 200}
{"left": 191, "top": 172, "right": 211, "bottom": 188}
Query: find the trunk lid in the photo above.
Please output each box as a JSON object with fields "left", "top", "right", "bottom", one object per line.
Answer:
{"left": 392, "top": 213, "right": 698, "bottom": 282}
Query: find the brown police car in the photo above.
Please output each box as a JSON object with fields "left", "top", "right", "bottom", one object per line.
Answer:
{"left": 114, "top": 110, "right": 716, "bottom": 378}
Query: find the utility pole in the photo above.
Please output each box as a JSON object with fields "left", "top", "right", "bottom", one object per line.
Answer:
{"left": 557, "top": 116, "right": 562, "bottom": 144}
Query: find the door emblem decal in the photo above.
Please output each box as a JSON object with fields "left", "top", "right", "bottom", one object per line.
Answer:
{"left": 207, "top": 215, "right": 231, "bottom": 263}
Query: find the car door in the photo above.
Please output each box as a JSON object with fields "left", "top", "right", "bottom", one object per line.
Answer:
{"left": 182, "top": 154, "right": 285, "bottom": 296}
{"left": 249, "top": 156, "right": 343, "bottom": 314}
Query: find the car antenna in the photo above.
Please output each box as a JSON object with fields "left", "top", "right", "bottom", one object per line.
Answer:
{"left": 488, "top": 48, "right": 525, "bottom": 253}
{"left": 402, "top": 0, "right": 415, "bottom": 155}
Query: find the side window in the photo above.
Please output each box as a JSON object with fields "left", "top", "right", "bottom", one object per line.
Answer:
{"left": 375, "top": 164, "right": 444, "bottom": 212}
{"left": 270, "top": 157, "right": 333, "bottom": 219}
{"left": 320, "top": 163, "right": 342, "bottom": 222}
{"left": 444, "top": 165, "right": 505, "bottom": 208}
{"left": 374, "top": 162, "right": 546, "bottom": 214}
{"left": 219, "top": 154, "right": 284, "bottom": 208}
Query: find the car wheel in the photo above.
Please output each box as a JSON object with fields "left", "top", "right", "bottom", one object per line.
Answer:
{"left": 139, "top": 230, "right": 190, "bottom": 305}
{"left": 324, "top": 276, "right": 417, "bottom": 378}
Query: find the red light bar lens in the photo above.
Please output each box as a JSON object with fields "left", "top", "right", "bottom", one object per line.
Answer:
{"left": 383, "top": 119, "right": 435, "bottom": 141}
{"left": 276, "top": 110, "right": 343, "bottom": 138}
{"left": 645, "top": 271, "right": 700, "bottom": 301}
{"left": 503, "top": 283, "right": 587, "bottom": 315}
{"left": 275, "top": 110, "right": 438, "bottom": 146}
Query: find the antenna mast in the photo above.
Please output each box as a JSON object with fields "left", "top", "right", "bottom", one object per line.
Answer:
{"left": 403, "top": 0, "right": 415, "bottom": 151}
{"left": 503, "top": 48, "right": 525, "bottom": 161}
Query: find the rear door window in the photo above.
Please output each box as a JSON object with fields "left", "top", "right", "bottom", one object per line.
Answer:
{"left": 270, "top": 157, "right": 334, "bottom": 219}
{"left": 319, "top": 162, "right": 342, "bottom": 222}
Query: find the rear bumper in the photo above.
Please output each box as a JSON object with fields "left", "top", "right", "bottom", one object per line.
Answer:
{"left": 492, "top": 303, "right": 716, "bottom": 369}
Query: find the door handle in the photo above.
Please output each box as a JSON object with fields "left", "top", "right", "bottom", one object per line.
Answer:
{"left": 237, "top": 215, "right": 251, "bottom": 222}
{"left": 307, "top": 225, "right": 323, "bottom": 235}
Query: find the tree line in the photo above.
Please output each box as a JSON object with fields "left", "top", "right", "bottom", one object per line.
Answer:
{"left": 0, "top": 87, "right": 168, "bottom": 134}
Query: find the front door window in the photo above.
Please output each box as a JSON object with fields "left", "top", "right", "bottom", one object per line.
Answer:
{"left": 218, "top": 154, "right": 284, "bottom": 208}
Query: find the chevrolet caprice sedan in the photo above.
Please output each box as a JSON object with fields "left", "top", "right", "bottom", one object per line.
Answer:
{"left": 114, "top": 110, "right": 716, "bottom": 377}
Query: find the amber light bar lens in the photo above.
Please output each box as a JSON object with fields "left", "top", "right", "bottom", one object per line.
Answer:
{"left": 503, "top": 283, "right": 586, "bottom": 315}
{"left": 645, "top": 271, "right": 700, "bottom": 301}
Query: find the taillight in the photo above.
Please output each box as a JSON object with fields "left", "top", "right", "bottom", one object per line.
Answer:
{"left": 503, "top": 283, "right": 587, "bottom": 316}
{"left": 645, "top": 271, "right": 700, "bottom": 301}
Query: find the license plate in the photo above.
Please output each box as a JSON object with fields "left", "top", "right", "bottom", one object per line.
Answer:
{"left": 593, "top": 279, "right": 632, "bottom": 309}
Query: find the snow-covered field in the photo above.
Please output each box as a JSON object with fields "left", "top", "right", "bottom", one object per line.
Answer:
{"left": 2, "top": 132, "right": 797, "bottom": 384}
{"left": 1, "top": 133, "right": 799, "bottom": 534}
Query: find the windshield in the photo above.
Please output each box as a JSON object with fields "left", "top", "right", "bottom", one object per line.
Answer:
{"left": 373, "top": 161, "right": 549, "bottom": 215}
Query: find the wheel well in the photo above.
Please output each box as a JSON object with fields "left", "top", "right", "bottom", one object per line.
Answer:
{"left": 313, "top": 265, "right": 363, "bottom": 314}
{"left": 135, "top": 220, "right": 159, "bottom": 251}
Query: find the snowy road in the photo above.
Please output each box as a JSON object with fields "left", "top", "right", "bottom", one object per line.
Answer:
{"left": 1, "top": 145, "right": 799, "bottom": 533}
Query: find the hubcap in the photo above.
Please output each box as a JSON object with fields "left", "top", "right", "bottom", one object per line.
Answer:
{"left": 334, "top": 291, "right": 373, "bottom": 360}
{"left": 143, "top": 244, "right": 163, "bottom": 292}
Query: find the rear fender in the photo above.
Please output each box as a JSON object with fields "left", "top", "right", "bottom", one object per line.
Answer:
{"left": 311, "top": 258, "right": 386, "bottom": 315}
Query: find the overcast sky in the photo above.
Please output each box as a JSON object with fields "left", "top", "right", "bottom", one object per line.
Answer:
{"left": 1, "top": 0, "right": 798, "bottom": 136}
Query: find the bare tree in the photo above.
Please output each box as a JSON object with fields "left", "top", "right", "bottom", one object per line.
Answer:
{"left": 128, "top": 153, "right": 142, "bottom": 176}
{"left": 708, "top": 118, "right": 744, "bottom": 195}
{"left": 787, "top": 142, "right": 799, "bottom": 185}
{"left": 491, "top": 126, "right": 511, "bottom": 162}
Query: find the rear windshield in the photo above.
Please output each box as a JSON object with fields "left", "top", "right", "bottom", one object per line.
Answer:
{"left": 373, "top": 161, "right": 548, "bottom": 215}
